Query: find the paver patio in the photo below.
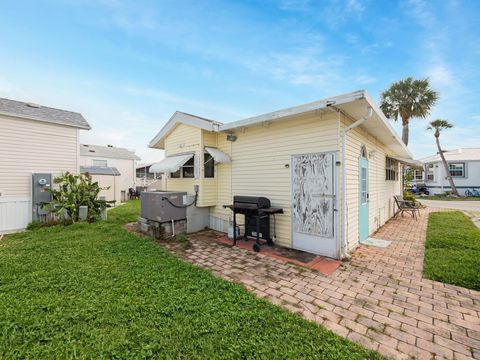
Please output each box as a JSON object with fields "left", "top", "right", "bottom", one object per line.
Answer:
{"left": 161, "top": 208, "right": 480, "bottom": 359}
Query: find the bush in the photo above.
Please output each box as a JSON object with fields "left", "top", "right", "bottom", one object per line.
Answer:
{"left": 403, "top": 191, "right": 417, "bottom": 203}
{"left": 43, "top": 172, "right": 113, "bottom": 223}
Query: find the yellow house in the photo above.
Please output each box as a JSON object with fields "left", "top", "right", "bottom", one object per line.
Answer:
{"left": 148, "top": 90, "right": 416, "bottom": 259}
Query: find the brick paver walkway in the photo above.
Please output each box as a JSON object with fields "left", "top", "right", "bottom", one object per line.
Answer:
{"left": 161, "top": 208, "right": 480, "bottom": 359}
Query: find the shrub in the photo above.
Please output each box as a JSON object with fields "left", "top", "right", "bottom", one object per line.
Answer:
{"left": 403, "top": 191, "right": 417, "bottom": 204}
{"left": 43, "top": 172, "right": 113, "bottom": 223}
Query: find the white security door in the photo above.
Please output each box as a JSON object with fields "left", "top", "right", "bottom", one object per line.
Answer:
{"left": 292, "top": 152, "right": 337, "bottom": 257}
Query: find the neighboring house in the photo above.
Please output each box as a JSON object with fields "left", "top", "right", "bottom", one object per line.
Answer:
{"left": 80, "top": 144, "right": 140, "bottom": 203}
{"left": 419, "top": 148, "right": 480, "bottom": 196}
{"left": 0, "top": 97, "right": 90, "bottom": 233}
{"left": 136, "top": 163, "right": 165, "bottom": 191}
{"left": 148, "top": 90, "right": 417, "bottom": 259}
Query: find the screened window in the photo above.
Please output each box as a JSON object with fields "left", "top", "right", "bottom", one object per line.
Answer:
{"left": 181, "top": 157, "right": 195, "bottom": 178}
{"left": 385, "top": 158, "right": 399, "bottom": 181}
{"left": 427, "top": 164, "right": 434, "bottom": 181}
{"left": 204, "top": 153, "right": 214, "bottom": 178}
{"left": 93, "top": 159, "right": 108, "bottom": 167}
{"left": 170, "top": 169, "right": 181, "bottom": 178}
{"left": 449, "top": 163, "right": 465, "bottom": 177}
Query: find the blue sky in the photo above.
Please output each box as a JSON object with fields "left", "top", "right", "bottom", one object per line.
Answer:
{"left": 0, "top": 0, "right": 479, "bottom": 163}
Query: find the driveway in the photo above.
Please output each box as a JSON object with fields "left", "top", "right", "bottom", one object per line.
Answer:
{"left": 162, "top": 208, "right": 480, "bottom": 360}
{"left": 419, "top": 199, "right": 480, "bottom": 212}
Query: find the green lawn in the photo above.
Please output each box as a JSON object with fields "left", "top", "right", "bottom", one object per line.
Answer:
{"left": 424, "top": 211, "right": 480, "bottom": 290}
{"left": 0, "top": 200, "right": 381, "bottom": 359}
{"left": 418, "top": 195, "right": 480, "bottom": 201}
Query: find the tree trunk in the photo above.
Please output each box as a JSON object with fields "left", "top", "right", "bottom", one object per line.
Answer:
{"left": 401, "top": 117, "right": 409, "bottom": 145}
{"left": 435, "top": 133, "right": 459, "bottom": 196}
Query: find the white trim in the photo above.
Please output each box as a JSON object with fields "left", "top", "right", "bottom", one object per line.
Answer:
{"left": 149, "top": 112, "right": 222, "bottom": 149}
{"left": 220, "top": 90, "right": 366, "bottom": 131}
{"left": 205, "top": 147, "right": 231, "bottom": 163}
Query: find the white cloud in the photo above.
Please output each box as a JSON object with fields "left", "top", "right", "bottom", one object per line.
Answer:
{"left": 403, "top": 0, "right": 436, "bottom": 28}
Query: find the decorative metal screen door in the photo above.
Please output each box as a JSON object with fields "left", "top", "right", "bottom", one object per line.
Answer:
{"left": 292, "top": 152, "right": 337, "bottom": 257}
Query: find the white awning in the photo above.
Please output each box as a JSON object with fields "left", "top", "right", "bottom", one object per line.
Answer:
{"left": 205, "top": 147, "right": 231, "bottom": 163}
{"left": 389, "top": 156, "right": 423, "bottom": 169}
{"left": 149, "top": 153, "right": 193, "bottom": 173}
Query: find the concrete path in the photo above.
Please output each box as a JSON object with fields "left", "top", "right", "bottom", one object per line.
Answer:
{"left": 161, "top": 208, "right": 480, "bottom": 359}
{"left": 419, "top": 199, "right": 480, "bottom": 212}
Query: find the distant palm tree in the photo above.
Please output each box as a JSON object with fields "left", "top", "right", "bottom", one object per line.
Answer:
{"left": 427, "top": 119, "right": 459, "bottom": 196}
{"left": 380, "top": 77, "right": 439, "bottom": 146}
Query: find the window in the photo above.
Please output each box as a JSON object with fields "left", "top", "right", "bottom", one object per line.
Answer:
{"left": 361, "top": 167, "right": 368, "bottom": 204}
{"left": 169, "top": 155, "right": 195, "bottom": 178}
{"left": 93, "top": 159, "right": 107, "bottom": 167}
{"left": 182, "top": 156, "right": 195, "bottom": 178}
{"left": 427, "top": 164, "right": 434, "bottom": 181}
{"left": 412, "top": 170, "right": 423, "bottom": 181}
{"left": 449, "top": 163, "right": 465, "bottom": 177}
{"left": 204, "top": 153, "right": 214, "bottom": 178}
{"left": 385, "top": 158, "right": 398, "bottom": 181}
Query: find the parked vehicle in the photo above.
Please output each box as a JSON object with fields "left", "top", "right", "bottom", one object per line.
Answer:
{"left": 465, "top": 188, "right": 480, "bottom": 197}
{"left": 408, "top": 184, "right": 430, "bottom": 196}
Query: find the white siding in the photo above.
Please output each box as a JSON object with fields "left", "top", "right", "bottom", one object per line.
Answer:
{"left": 341, "top": 114, "right": 402, "bottom": 251}
{"left": 80, "top": 155, "right": 136, "bottom": 202}
{"left": 0, "top": 114, "right": 81, "bottom": 232}
{"left": 210, "top": 112, "right": 340, "bottom": 248}
{"left": 425, "top": 160, "right": 480, "bottom": 196}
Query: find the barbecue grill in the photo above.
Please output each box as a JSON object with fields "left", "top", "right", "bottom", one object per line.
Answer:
{"left": 223, "top": 196, "right": 283, "bottom": 252}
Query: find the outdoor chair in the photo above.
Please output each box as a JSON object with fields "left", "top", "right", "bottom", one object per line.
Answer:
{"left": 393, "top": 195, "right": 421, "bottom": 220}
{"left": 128, "top": 188, "right": 139, "bottom": 200}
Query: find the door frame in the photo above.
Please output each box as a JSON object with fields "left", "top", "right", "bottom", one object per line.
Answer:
{"left": 290, "top": 151, "right": 339, "bottom": 258}
{"left": 359, "top": 154, "right": 369, "bottom": 242}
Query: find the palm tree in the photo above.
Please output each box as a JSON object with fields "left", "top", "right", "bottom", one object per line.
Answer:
{"left": 427, "top": 119, "right": 458, "bottom": 196}
{"left": 380, "top": 77, "right": 439, "bottom": 146}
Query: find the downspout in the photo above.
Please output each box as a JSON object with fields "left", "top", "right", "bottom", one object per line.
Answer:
{"left": 340, "top": 106, "right": 373, "bottom": 259}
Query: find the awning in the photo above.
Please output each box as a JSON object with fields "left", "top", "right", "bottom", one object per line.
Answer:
{"left": 389, "top": 156, "right": 423, "bottom": 169}
{"left": 205, "top": 147, "right": 231, "bottom": 163}
{"left": 80, "top": 166, "right": 121, "bottom": 176}
{"left": 149, "top": 153, "right": 193, "bottom": 173}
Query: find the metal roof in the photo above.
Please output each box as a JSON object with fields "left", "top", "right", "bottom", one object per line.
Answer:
{"left": 80, "top": 166, "right": 121, "bottom": 176}
{"left": 0, "top": 97, "right": 90, "bottom": 129}
{"left": 421, "top": 148, "right": 480, "bottom": 163}
{"left": 80, "top": 144, "right": 141, "bottom": 160}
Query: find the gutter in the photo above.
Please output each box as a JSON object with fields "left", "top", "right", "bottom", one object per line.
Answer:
{"left": 336, "top": 105, "right": 373, "bottom": 259}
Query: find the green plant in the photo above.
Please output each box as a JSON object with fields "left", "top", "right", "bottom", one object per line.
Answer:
{"left": 380, "top": 77, "right": 439, "bottom": 145}
{"left": 402, "top": 191, "right": 416, "bottom": 204}
{"left": 175, "top": 233, "right": 187, "bottom": 243}
{"left": 26, "top": 220, "right": 44, "bottom": 231}
{"left": 44, "top": 172, "right": 112, "bottom": 223}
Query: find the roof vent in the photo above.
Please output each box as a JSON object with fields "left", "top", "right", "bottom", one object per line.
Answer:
{"left": 89, "top": 150, "right": 95, "bottom": 153}
{"left": 25, "top": 102, "right": 41, "bottom": 108}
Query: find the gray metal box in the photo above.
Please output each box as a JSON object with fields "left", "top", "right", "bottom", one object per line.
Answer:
{"left": 32, "top": 173, "right": 52, "bottom": 220}
{"left": 141, "top": 191, "right": 187, "bottom": 223}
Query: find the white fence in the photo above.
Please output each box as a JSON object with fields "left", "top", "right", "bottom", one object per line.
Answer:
{"left": 0, "top": 197, "right": 31, "bottom": 234}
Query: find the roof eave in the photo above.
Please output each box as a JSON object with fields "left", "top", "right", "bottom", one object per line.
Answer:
{"left": 0, "top": 110, "right": 91, "bottom": 130}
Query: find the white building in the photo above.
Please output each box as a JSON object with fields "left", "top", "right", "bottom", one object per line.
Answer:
{"left": 0, "top": 97, "right": 90, "bottom": 233}
{"left": 80, "top": 144, "right": 140, "bottom": 203}
{"left": 420, "top": 148, "right": 480, "bottom": 196}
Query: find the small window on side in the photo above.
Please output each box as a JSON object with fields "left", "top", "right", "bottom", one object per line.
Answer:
{"left": 182, "top": 157, "right": 195, "bottom": 178}
{"left": 204, "top": 153, "right": 214, "bottom": 178}
{"left": 93, "top": 159, "right": 108, "bottom": 167}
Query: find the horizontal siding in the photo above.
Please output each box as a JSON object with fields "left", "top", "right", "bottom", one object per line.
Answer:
{"left": 0, "top": 115, "right": 79, "bottom": 197}
{"left": 165, "top": 124, "right": 201, "bottom": 156}
{"left": 341, "top": 114, "right": 401, "bottom": 250}
{"left": 211, "top": 112, "right": 340, "bottom": 248}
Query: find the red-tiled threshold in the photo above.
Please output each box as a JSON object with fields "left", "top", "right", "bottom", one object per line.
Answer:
{"left": 215, "top": 235, "right": 341, "bottom": 276}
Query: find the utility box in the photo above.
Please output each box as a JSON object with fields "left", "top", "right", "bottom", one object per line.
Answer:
{"left": 140, "top": 191, "right": 187, "bottom": 223}
{"left": 32, "top": 173, "right": 52, "bottom": 221}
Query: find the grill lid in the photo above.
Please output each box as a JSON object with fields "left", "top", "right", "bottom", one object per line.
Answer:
{"left": 233, "top": 196, "right": 271, "bottom": 209}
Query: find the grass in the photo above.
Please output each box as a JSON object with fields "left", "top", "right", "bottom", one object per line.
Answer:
{"left": 418, "top": 195, "right": 480, "bottom": 201}
{"left": 424, "top": 211, "right": 480, "bottom": 290}
{"left": 0, "top": 200, "right": 382, "bottom": 359}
